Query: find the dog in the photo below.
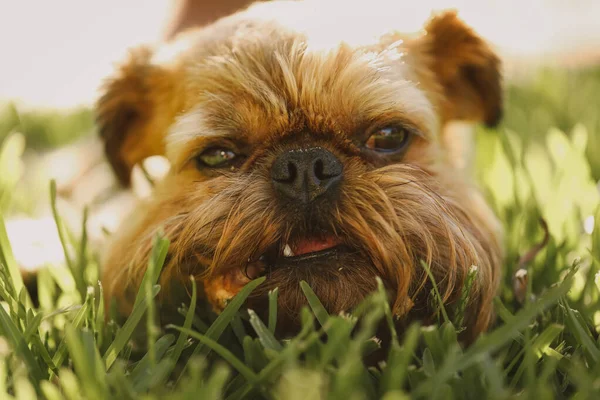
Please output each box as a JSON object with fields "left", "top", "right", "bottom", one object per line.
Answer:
{"left": 97, "top": 0, "right": 503, "bottom": 342}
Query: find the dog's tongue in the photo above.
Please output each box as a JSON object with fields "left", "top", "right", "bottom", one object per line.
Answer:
{"left": 291, "top": 236, "right": 341, "bottom": 256}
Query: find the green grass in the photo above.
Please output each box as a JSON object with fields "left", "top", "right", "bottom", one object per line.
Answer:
{"left": 0, "top": 66, "right": 599, "bottom": 399}
{"left": 0, "top": 103, "right": 93, "bottom": 151}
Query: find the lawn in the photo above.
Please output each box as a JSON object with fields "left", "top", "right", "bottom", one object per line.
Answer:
{"left": 0, "top": 66, "right": 599, "bottom": 399}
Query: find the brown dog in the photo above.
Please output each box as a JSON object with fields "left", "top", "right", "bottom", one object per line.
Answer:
{"left": 97, "top": 1, "right": 503, "bottom": 341}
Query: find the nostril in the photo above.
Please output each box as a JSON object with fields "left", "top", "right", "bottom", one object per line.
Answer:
{"left": 272, "top": 158, "right": 298, "bottom": 183}
{"left": 286, "top": 162, "right": 297, "bottom": 183}
{"left": 313, "top": 159, "right": 324, "bottom": 180}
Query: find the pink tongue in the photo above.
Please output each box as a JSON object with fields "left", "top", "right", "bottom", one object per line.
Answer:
{"left": 291, "top": 236, "right": 341, "bottom": 256}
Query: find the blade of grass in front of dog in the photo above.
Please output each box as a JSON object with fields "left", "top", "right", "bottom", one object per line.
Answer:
{"left": 530, "top": 324, "right": 564, "bottom": 359}
{"left": 300, "top": 280, "right": 329, "bottom": 327}
{"left": 51, "top": 294, "right": 91, "bottom": 374}
{"left": 22, "top": 311, "right": 43, "bottom": 342}
{"left": 14, "top": 376, "right": 37, "bottom": 400}
{"left": 248, "top": 309, "right": 282, "bottom": 352}
{"left": 454, "top": 266, "right": 478, "bottom": 329}
{"left": 57, "top": 368, "right": 83, "bottom": 400}
{"left": 50, "top": 180, "right": 86, "bottom": 298}
{"left": 480, "top": 354, "right": 506, "bottom": 396}
{"left": 0, "top": 298, "right": 45, "bottom": 385}
{"left": 174, "top": 277, "right": 266, "bottom": 386}
{"left": 230, "top": 314, "right": 247, "bottom": 345}
{"left": 268, "top": 288, "right": 278, "bottom": 334}
{"left": 144, "top": 236, "right": 163, "bottom": 367}
{"left": 135, "top": 358, "right": 176, "bottom": 394}
{"left": 420, "top": 260, "right": 450, "bottom": 324}
{"left": 380, "top": 323, "right": 420, "bottom": 394}
{"left": 229, "top": 311, "right": 321, "bottom": 399}
{"left": 227, "top": 326, "right": 325, "bottom": 400}
{"left": 318, "top": 317, "right": 352, "bottom": 366}
{"left": 40, "top": 381, "right": 63, "bottom": 400}
{"left": 108, "top": 361, "right": 139, "bottom": 398}
{"left": 376, "top": 277, "right": 398, "bottom": 345}
{"left": 189, "top": 276, "right": 266, "bottom": 358}
{"left": 76, "top": 206, "right": 89, "bottom": 293}
{"left": 0, "top": 213, "right": 31, "bottom": 306}
{"left": 169, "top": 326, "right": 260, "bottom": 385}
{"left": 464, "top": 275, "right": 572, "bottom": 363}
{"left": 130, "top": 334, "right": 176, "bottom": 392}
{"left": 509, "top": 323, "right": 564, "bottom": 386}
{"left": 103, "top": 284, "right": 160, "bottom": 370}
{"left": 133, "top": 233, "right": 169, "bottom": 309}
{"left": 65, "top": 324, "right": 108, "bottom": 399}
{"left": 30, "top": 334, "right": 57, "bottom": 374}
{"left": 95, "top": 281, "right": 105, "bottom": 350}
{"left": 563, "top": 299, "right": 600, "bottom": 363}
{"left": 170, "top": 276, "right": 197, "bottom": 364}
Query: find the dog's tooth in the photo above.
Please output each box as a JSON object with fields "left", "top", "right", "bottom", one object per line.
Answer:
{"left": 283, "top": 243, "right": 294, "bottom": 257}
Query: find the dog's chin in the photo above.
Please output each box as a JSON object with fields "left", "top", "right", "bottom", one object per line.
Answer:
{"left": 244, "top": 244, "right": 381, "bottom": 336}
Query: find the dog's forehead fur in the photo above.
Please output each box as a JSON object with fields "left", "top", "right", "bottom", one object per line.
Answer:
{"left": 159, "top": 2, "right": 438, "bottom": 165}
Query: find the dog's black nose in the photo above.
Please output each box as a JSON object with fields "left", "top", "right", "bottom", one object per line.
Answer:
{"left": 271, "top": 147, "right": 343, "bottom": 203}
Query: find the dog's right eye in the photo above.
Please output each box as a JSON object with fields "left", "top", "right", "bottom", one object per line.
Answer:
{"left": 196, "top": 147, "right": 238, "bottom": 168}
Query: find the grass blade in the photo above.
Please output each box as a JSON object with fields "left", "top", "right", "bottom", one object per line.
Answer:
{"left": 169, "top": 325, "right": 260, "bottom": 384}
{"left": 51, "top": 296, "right": 91, "bottom": 373}
{"left": 103, "top": 285, "right": 160, "bottom": 369}
{"left": 65, "top": 325, "right": 107, "bottom": 400}
{"left": 300, "top": 280, "right": 329, "bottom": 328}
{"left": 248, "top": 309, "right": 282, "bottom": 352}
{"left": 0, "top": 213, "right": 31, "bottom": 306}
{"left": 188, "top": 276, "right": 265, "bottom": 359}
{"left": 563, "top": 299, "right": 600, "bottom": 363}
{"left": 0, "top": 299, "right": 45, "bottom": 385}
{"left": 268, "top": 288, "right": 278, "bottom": 334}
{"left": 420, "top": 260, "right": 450, "bottom": 324}
{"left": 170, "top": 276, "right": 198, "bottom": 364}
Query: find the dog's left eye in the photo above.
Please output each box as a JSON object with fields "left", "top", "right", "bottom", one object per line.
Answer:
{"left": 365, "top": 126, "right": 411, "bottom": 153}
{"left": 196, "top": 147, "right": 238, "bottom": 168}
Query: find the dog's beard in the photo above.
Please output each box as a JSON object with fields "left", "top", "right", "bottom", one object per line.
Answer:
{"left": 154, "top": 160, "right": 496, "bottom": 335}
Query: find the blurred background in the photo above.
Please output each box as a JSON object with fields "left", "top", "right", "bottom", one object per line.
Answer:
{"left": 0, "top": 0, "right": 599, "bottom": 274}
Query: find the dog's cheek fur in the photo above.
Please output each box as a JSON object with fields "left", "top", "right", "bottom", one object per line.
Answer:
{"left": 101, "top": 170, "right": 282, "bottom": 316}
{"left": 364, "top": 164, "right": 502, "bottom": 340}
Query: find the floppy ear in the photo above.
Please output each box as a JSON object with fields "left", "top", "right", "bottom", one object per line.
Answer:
{"left": 420, "top": 11, "right": 502, "bottom": 127}
{"left": 96, "top": 46, "right": 181, "bottom": 186}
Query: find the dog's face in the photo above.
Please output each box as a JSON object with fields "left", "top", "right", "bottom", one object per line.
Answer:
{"left": 98, "top": 2, "right": 503, "bottom": 340}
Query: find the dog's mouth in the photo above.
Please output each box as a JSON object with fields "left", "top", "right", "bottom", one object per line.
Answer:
{"left": 206, "top": 233, "right": 366, "bottom": 313}
{"left": 259, "top": 234, "right": 347, "bottom": 267}
{"left": 281, "top": 235, "right": 344, "bottom": 260}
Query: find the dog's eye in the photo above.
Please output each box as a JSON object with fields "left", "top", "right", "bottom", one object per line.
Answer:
{"left": 365, "top": 126, "right": 411, "bottom": 153}
{"left": 196, "top": 147, "right": 238, "bottom": 168}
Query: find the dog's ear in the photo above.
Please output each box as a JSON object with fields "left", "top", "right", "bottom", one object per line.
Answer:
{"left": 419, "top": 11, "right": 502, "bottom": 127}
{"left": 96, "top": 46, "right": 180, "bottom": 186}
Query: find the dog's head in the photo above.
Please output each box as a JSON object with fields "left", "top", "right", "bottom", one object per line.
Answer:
{"left": 98, "top": 1, "right": 503, "bottom": 340}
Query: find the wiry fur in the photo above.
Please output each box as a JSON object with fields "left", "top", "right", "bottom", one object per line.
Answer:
{"left": 98, "top": 1, "right": 504, "bottom": 342}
